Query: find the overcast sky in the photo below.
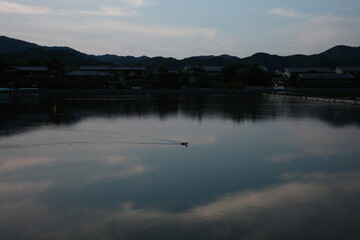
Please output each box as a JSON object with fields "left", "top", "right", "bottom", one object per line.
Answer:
{"left": 1, "top": 0, "right": 360, "bottom": 58}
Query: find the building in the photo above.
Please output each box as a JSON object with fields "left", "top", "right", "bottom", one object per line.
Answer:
{"left": 79, "top": 66, "right": 146, "bottom": 80}
{"left": 335, "top": 67, "right": 360, "bottom": 74}
{"left": 185, "top": 66, "right": 224, "bottom": 85}
{"left": 335, "top": 67, "right": 360, "bottom": 79}
{"left": 283, "top": 68, "right": 334, "bottom": 78}
{"left": 203, "top": 66, "right": 224, "bottom": 81}
{"left": 271, "top": 77, "right": 285, "bottom": 90}
{"left": 5, "top": 66, "right": 49, "bottom": 88}
{"left": 298, "top": 73, "right": 355, "bottom": 88}
{"left": 72, "top": 66, "right": 148, "bottom": 88}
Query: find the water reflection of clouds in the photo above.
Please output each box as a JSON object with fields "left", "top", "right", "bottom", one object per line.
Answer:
{"left": 0, "top": 157, "right": 53, "bottom": 171}
{"left": 1, "top": 97, "right": 360, "bottom": 239}
{"left": 0, "top": 171, "right": 359, "bottom": 239}
{"left": 103, "top": 156, "right": 138, "bottom": 165}
{"left": 86, "top": 164, "right": 149, "bottom": 184}
{"left": 0, "top": 143, "right": 151, "bottom": 190}
{"left": 0, "top": 181, "right": 51, "bottom": 195}
{"left": 266, "top": 153, "right": 304, "bottom": 163}
{"left": 265, "top": 120, "right": 360, "bottom": 163}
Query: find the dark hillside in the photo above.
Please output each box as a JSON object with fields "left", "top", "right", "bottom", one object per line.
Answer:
{"left": 1, "top": 36, "right": 360, "bottom": 68}
{"left": 0, "top": 36, "right": 41, "bottom": 54}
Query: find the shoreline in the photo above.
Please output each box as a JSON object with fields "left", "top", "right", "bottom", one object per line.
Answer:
{"left": 2, "top": 88, "right": 360, "bottom": 98}
{"left": 264, "top": 93, "right": 360, "bottom": 105}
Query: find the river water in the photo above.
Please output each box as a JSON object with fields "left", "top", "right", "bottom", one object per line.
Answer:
{"left": 0, "top": 94, "right": 360, "bottom": 239}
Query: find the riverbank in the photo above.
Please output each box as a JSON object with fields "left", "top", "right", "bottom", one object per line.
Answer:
{"left": 283, "top": 88, "right": 360, "bottom": 99}
{"left": 38, "top": 88, "right": 265, "bottom": 96}
{"left": 265, "top": 88, "right": 360, "bottom": 105}
{"left": 2, "top": 88, "right": 360, "bottom": 98}
{"left": 264, "top": 93, "right": 360, "bottom": 105}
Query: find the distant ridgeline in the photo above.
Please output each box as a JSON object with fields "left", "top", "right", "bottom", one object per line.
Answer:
{"left": 0, "top": 36, "right": 360, "bottom": 89}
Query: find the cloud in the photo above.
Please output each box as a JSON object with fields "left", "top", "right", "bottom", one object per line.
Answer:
{"left": 290, "top": 15, "right": 360, "bottom": 53}
{"left": 42, "top": 19, "right": 217, "bottom": 40}
{"left": 268, "top": 7, "right": 306, "bottom": 18}
{"left": 75, "top": 7, "right": 136, "bottom": 17}
{"left": 0, "top": 1, "right": 217, "bottom": 57}
{"left": 267, "top": 9, "right": 360, "bottom": 55}
{"left": 120, "top": 0, "right": 147, "bottom": 8}
{"left": 0, "top": 1, "right": 51, "bottom": 15}
{"left": 71, "top": 21, "right": 218, "bottom": 56}
{"left": 0, "top": 1, "right": 137, "bottom": 17}
{"left": 86, "top": 20, "right": 217, "bottom": 38}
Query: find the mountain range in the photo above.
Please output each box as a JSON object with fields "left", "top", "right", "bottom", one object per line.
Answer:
{"left": 1, "top": 36, "right": 360, "bottom": 69}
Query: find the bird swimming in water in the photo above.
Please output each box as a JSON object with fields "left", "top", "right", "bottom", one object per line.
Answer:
{"left": 181, "top": 142, "right": 188, "bottom": 147}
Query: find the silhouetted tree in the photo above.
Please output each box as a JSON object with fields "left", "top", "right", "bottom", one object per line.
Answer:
{"left": 220, "top": 64, "right": 270, "bottom": 88}
{"left": 46, "top": 59, "right": 65, "bottom": 88}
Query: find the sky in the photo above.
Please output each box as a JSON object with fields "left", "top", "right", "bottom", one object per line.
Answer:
{"left": 1, "top": 0, "right": 360, "bottom": 59}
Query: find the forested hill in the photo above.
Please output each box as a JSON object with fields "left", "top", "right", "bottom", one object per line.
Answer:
{"left": 1, "top": 36, "right": 360, "bottom": 69}
{"left": 241, "top": 45, "right": 360, "bottom": 69}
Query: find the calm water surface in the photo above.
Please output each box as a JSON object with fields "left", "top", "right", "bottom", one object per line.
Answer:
{"left": 0, "top": 94, "right": 360, "bottom": 239}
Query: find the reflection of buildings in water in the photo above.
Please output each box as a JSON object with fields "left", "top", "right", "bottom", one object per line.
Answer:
{"left": 1, "top": 95, "right": 360, "bottom": 138}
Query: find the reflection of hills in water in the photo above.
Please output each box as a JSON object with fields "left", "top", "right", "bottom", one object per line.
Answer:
{"left": 1, "top": 94, "right": 360, "bottom": 137}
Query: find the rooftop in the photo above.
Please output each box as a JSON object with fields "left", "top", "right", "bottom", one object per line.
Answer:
{"left": 13, "top": 66, "right": 48, "bottom": 71}
{"left": 336, "top": 67, "right": 360, "bottom": 72}
{"left": 185, "top": 66, "right": 224, "bottom": 72}
{"left": 299, "top": 73, "right": 355, "bottom": 79}
{"left": 79, "top": 66, "right": 146, "bottom": 71}
{"left": 66, "top": 71, "right": 110, "bottom": 76}
{"left": 203, "top": 66, "right": 224, "bottom": 72}
{"left": 284, "top": 68, "right": 334, "bottom": 73}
